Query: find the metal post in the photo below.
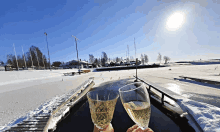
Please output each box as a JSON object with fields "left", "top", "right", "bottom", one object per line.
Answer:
{"left": 72, "top": 35, "right": 80, "bottom": 75}
{"left": 13, "top": 43, "right": 19, "bottom": 71}
{"left": 22, "top": 46, "right": 27, "bottom": 69}
{"left": 134, "top": 58, "right": 138, "bottom": 82}
{"left": 127, "top": 45, "right": 129, "bottom": 64}
{"left": 44, "top": 32, "right": 51, "bottom": 70}
{"left": 134, "top": 38, "right": 136, "bottom": 59}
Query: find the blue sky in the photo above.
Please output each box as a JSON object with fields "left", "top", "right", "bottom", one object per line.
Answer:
{"left": 1, "top": 0, "right": 220, "bottom": 63}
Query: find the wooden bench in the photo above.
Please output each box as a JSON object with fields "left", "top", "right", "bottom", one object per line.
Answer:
{"left": 179, "top": 76, "right": 220, "bottom": 85}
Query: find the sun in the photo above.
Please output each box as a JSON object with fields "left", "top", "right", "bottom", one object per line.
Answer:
{"left": 166, "top": 11, "right": 186, "bottom": 31}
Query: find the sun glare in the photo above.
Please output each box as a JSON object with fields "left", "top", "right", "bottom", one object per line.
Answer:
{"left": 166, "top": 11, "right": 186, "bottom": 31}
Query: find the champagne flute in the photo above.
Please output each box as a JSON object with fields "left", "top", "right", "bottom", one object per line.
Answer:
{"left": 119, "top": 82, "right": 151, "bottom": 130}
{"left": 87, "top": 89, "right": 119, "bottom": 130}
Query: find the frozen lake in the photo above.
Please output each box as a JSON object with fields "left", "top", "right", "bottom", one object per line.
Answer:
{"left": 0, "top": 64, "right": 220, "bottom": 131}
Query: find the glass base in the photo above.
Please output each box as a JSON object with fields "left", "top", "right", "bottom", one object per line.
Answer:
{"left": 139, "top": 126, "right": 148, "bottom": 130}
{"left": 94, "top": 123, "right": 113, "bottom": 132}
{"left": 95, "top": 123, "right": 109, "bottom": 130}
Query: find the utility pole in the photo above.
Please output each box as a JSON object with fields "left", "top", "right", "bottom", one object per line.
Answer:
{"left": 72, "top": 35, "right": 80, "bottom": 74}
{"left": 13, "top": 43, "right": 19, "bottom": 71}
{"left": 126, "top": 51, "right": 127, "bottom": 63}
{"left": 29, "top": 48, "right": 34, "bottom": 69}
{"left": 22, "top": 46, "right": 27, "bottom": 69}
{"left": 134, "top": 38, "right": 136, "bottom": 59}
{"left": 44, "top": 32, "right": 51, "bottom": 70}
{"left": 127, "top": 45, "right": 129, "bottom": 63}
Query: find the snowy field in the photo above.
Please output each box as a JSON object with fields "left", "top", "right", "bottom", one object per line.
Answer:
{"left": 0, "top": 65, "right": 220, "bottom": 131}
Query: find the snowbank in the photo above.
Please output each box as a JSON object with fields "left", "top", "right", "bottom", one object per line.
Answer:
{"left": 178, "top": 99, "right": 220, "bottom": 132}
{"left": 0, "top": 79, "right": 93, "bottom": 131}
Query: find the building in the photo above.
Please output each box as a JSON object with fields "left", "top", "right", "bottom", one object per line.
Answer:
{"left": 0, "top": 63, "right": 4, "bottom": 71}
{"left": 61, "top": 60, "right": 92, "bottom": 69}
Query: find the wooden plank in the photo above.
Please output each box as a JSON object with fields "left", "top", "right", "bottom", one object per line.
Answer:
{"left": 179, "top": 76, "right": 220, "bottom": 85}
{"left": 43, "top": 78, "right": 95, "bottom": 132}
{"left": 31, "top": 117, "right": 50, "bottom": 119}
{"left": 10, "top": 126, "right": 45, "bottom": 128}
{"left": 22, "top": 120, "right": 48, "bottom": 123}
{"left": 16, "top": 121, "right": 46, "bottom": 124}
{"left": 7, "top": 127, "right": 44, "bottom": 131}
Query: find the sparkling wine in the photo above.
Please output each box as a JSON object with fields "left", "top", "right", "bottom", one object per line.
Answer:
{"left": 123, "top": 101, "right": 151, "bottom": 129}
{"left": 88, "top": 98, "right": 117, "bottom": 129}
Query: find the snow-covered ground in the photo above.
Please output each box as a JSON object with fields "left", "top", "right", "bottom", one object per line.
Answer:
{"left": 0, "top": 65, "right": 220, "bottom": 131}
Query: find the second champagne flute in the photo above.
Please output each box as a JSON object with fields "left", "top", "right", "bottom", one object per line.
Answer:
{"left": 119, "top": 82, "right": 151, "bottom": 130}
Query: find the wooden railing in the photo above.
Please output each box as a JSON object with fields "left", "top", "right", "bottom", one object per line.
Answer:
{"left": 133, "top": 76, "right": 177, "bottom": 105}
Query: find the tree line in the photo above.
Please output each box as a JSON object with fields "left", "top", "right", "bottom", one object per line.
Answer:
{"left": 157, "top": 53, "right": 170, "bottom": 64}
{"left": 5, "top": 45, "right": 49, "bottom": 69}
{"left": 89, "top": 52, "right": 170, "bottom": 66}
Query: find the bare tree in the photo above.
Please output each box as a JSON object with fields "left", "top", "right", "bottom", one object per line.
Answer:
{"left": 0, "top": 60, "right": 4, "bottom": 65}
{"left": 141, "top": 54, "right": 144, "bottom": 65}
{"left": 130, "top": 56, "right": 134, "bottom": 61}
{"left": 157, "top": 53, "right": 162, "bottom": 64}
{"left": 98, "top": 58, "right": 101, "bottom": 66}
{"left": 89, "top": 54, "right": 94, "bottom": 64}
{"left": 93, "top": 58, "right": 98, "bottom": 65}
{"left": 6, "top": 45, "right": 48, "bottom": 69}
{"left": 164, "top": 56, "right": 170, "bottom": 64}
{"left": 6, "top": 54, "right": 14, "bottom": 66}
{"left": 116, "top": 57, "right": 120, "bottom": 62}
{"left": 144, "top": 54, "right": 148, "bottom": 64}
{"left": 101, "top": 52, "right": 108, "bottom": 66}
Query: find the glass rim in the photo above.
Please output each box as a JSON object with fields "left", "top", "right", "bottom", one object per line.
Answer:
{"left": 118, "top": 82, "right": 144, "bottom": 93}
{"left": 87, "top": 90, "right": 119, "bottom": 101}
